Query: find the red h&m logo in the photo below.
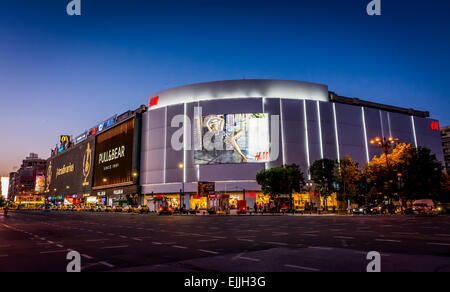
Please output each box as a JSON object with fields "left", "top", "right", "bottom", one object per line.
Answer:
{"left": 254, "top": 152, "right": 269, "bottom": 161}
{"left": 148, "top": 96, "right": 159, "bottom": 108}
{"left": 430, "top": 120, "right": 439, "bottom": 131}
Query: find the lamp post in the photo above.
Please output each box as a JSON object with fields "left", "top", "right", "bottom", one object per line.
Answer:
{"left": 369, "top": 136, "right": 397, "bottom": 169}
{"left": 178, "top": 163, "right": 185, "bottom": 211}
{"left": 369, "top": 136, "right": 398, "bottom": 205}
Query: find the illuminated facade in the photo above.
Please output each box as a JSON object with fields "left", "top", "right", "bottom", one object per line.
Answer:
{"left": 140, "top": 80, "right": 445, "bottom": 210}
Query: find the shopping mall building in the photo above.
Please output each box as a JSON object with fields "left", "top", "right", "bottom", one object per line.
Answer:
{"left": 45, "top": 79, "right": 444, "bottom": 211}
{"left": 140, "top": 79, "right": 444, "bottom": 211}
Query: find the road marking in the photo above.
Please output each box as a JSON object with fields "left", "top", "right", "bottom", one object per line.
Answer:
{"left": 152, "top": 242, "right": 162, "bottom": 245}
{"left": 334, "top": 236, "right": 355, "bottom": 240}
{"left": 40, "top": 250, "right": 68, "bottom": 254}
{"left": 85, "top": 239, "right": 109, "bottom": 242}
{"left": 308, "top": 246, "right": 334, "bottom": 251}
{"left": 99, "top": 261, "right": 115, "bottom": 268}
{"left": 427, "top": 242, "right": 450, "bottom": 246}
{"left": 264, "top": 241, "right": 288, "bottom": 246}
{"left": 198, "top": 239, "right": 220, "bottom": 243}
{"left": 284, "top": 264, "right": 320, "bottom": 272}
{"left": 101, "top": 245, "right": 129, "bottom": 249}
{"left": 81, "top": 254, "right": 94, "bottom": 260}
{"left": 119, "top": 235, "right": 128, "bottom": 239}
{"left": 132, "top": 238, "right": 143, "bottom": 241}
{"left": 198, "top": 249, "right": 219, "bottom": 255}
{"left": 172, "top": 245, "right": 188, "bottom": 249}
{"left": 272, "top": 232, "right": 289, "bottom": 236}
{"left": 375, "top": 239, "right": 402, "bottom": 243}
{"left": 56, "top": 244, "right": 64, "bottom": 248}
{"left": 47, "top": 241, "right": 54, "bottom": 244}
{"left": 238, "top": 238, "right": 255, "bottom": 242}
{"left": 237, "top": 256, "right": 261, "bottom": 262}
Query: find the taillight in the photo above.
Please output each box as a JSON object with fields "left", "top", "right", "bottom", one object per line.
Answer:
{"left": 159, "top": 208, "right": 163, "bottom": 212}
{"left": 168, "top": 208, "right": 172, "bottom": 212}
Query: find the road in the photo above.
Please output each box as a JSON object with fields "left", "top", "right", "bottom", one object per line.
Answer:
{"left": 1, "top": 211, "right": 450, "bottom": 272}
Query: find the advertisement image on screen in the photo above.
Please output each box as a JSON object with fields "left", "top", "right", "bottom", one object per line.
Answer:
{"left": 46, "top": 136, "right": 95, "bottom": 196}
{"left": 194, "top": 113, "right": 270, "bottom": 165}
{"left": 93, "top": 119, "right": 135, "bottom": 188}
{"left": 35, "top": 175, "right": 45, "bottom": 193}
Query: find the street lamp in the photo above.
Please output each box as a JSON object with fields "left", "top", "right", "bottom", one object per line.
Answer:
{"left": 179, "top": 163, "right": 185, "bottom": 210}
{"left": 369, "top": 136, "right": 398, "bottom": 205}
{"left": 369, "top": 136, "right": 397, "bottom": 169}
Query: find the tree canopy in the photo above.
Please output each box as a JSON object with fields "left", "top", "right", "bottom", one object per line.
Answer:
{"left": 336, "top": 156, "right": 362, "bottom": 204}
{"left": 310, "top": 159, "right": 337, "bottom": 207}
{"left": 256, "top": 164, "right": 305, "bottom": 200}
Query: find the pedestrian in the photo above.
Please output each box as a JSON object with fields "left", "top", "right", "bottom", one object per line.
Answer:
{"left": 254, "top": 202, "right": 258, "bottom": 213}
{"left": 3, "top": 206, "right": 9, "bottom": 217}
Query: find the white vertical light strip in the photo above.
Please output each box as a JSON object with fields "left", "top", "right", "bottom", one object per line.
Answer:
{"left": 332, "top": 103, "right": 341, "bottom": 162}
{"left": 183, "top": 103, "right": 187, "bottom": 183}
{"left": 316, "top": 101, "right": 324, "bottom": 159}
{"left": 280, "top": 99, "right": 286, "bottom": 166}
{"left": 379, "top": 110, "right": 385, "bottom": 138}
{"left": 362, "top": 107, "right": 370, "bottom": 163}
{"left": 411, "top": 116, "right": 418, "bottom": 148}
{"left": 263, "top": 97, "right": 268, "bottom": 170}
{"left": 303, "top": 100, "right": 311, "bottom": 179}
{"left": 163, "top": 107, "right": 167, "bottom": 184}
{"left": 387, "top": 112, "right": 392, "bottom": 137}
{"left": 197, "top": 101, "right": 200, "bottom": 181}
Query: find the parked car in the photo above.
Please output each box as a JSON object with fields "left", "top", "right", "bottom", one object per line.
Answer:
{"left": 353, "top": 204, "right": 373, "bottom": 214}
{"left": 413, "top": 199, "right": 435, "bottom": 215}
{"left": 158, "top": 206, "right": 173, "bottom": 215}
{"left": 139, "top": 205, "right": 150, "bottom": 214}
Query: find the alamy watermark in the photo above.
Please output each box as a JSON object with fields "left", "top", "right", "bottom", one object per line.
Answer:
{"left": 66, "top": 250, "right": 81, "bottom": 272}
{"left": 67, "top": 0, "right": 81, "bottom": 16}
{"left": 66, "top": 1, "right": 380, "bottom": 17}
{"left": 367, "top": 0, "right": 382, "bottom": 16}
{"left": 366, "top": 251, "right": 381, "bottom": 272}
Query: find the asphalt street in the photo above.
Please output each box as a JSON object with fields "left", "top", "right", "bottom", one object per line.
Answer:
{"left": 1, "top": 211, "right": 450, "bottom": 272}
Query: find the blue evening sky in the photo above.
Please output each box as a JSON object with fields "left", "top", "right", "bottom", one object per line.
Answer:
{"left": 0, "top": 0, "right": 449, "bottom": 175}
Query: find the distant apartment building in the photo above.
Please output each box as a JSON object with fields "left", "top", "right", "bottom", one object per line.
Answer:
{"left": 9, "top": 153, "right": 47, "bottom": 205}
{"left": 441, "top": 126, "right": 450, "bottom": 171}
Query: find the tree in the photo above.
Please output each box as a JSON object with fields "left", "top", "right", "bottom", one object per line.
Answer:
{"left": 439, "top": 172, "right": 450, "bottom": 203}
{"left": 364, "top": 143, "right": 445, "bottom": 205}
{"left": 398, "top": 147, "right": 443, "bottom": 203}
{"left": 363, "top": 143, "right": 412, "bottom": 203}
{"left": 336, "top": 156, "right": 362, "bottom": 206}
{"left": 256, "top": 164, "right": 305, "bottom": 210}
{"left": 310, "top": 159, "right": 337, "bottom": 210}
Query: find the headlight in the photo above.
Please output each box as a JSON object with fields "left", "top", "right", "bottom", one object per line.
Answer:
{"left": 359, "top": 209, "right": 363, "bottom": 212}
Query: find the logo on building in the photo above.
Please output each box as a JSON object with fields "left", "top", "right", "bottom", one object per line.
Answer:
{"left": 430, "top": 120, "right": 439, "bottom": 131}
{"left": 82, "top": 143, "right": 92, "bottom": 187}
{"left": 148, "top": 96, "right": 159, "bottom": 108}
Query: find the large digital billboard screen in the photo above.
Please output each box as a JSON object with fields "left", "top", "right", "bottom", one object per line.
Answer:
{"left": 34, "top": 175, "right": 45, "bottom": 193}
{"left": 194, "top": 113, "right": 270, "bottom": 165}
{"left": 46, "top": 136, "right": 95, "bottom": 196}
{"left": 93, "top": 118, "right": 135, "bottom": 188}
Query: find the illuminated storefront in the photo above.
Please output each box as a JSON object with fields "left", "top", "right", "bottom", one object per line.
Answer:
{"left": 45, "top": 135, "right": 96, "bottom": 206}
{"left": 92, "top": 109, "right": 144, "bottom": 206}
